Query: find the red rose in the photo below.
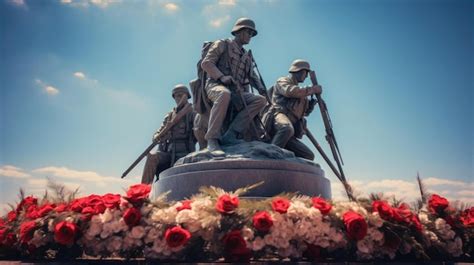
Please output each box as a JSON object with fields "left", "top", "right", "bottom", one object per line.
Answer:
{"left": 176, "top": 200, "right": 192, "bottom": 212}
{"left": 372, "top": 200, "right": 394, "bottom": 220}
{"left": 102, "top": 193, "right": 121, "bottom": 209}
{"left": 342, "top": 211, "right": 367, "bottom": 241}
{"left": 428, "top": 194, "right": 449, "bottom": 214}
{"left": 17, "top": 196, "right": 38, "bottom": 212}
{"left": 19, "top": 221, "right": 36, "bottom": 243}
{"left": 271, "top": 197, "right": 290, "bottom": 214}
{"left": 7, "top": 211, "right": 17, "bottom": 222}
{"left": 216, "top": 194, "right": 239, "bottom": 214}
{"left": 3, "top": 233, "right": 16, "bottom": 247}
{"left": 54, "top": 204, "right": 68, "bottom": 213}
{"left": 84, "top": 195, "right": 106, "bottom": 214}
{"left": 126, "top": 184, "right": 151, "bottom": 203}
{"left": 70, "top": 197, "right": 87, "bottom": 212}
{"left": 460, "top": 207, "right": 474, "bottom": 227}
{"left": 81, "top": 206, "right": 95, "bottom": 221}
{"left": 123, "top": 207, "right": 141, "bottom": 227}
{"left": 37, "top": 204, "right": 55, "bottom": 217}
{"left": 252, "top": 211, "right": 273, "bottom": 232}
{"left": 222, "top": 230, "right": 251, "bottom": 262}
{"left": 164, "top": 226, "right": 191, "bottom": 248}
{"left": 411, "top": 214, "right": 423, "bottom": 232}
{"left": 0, "top": 228, "right": 6, "bottom": 242}
{"left": 393, "top": 204, "right": 412, "bottom": 224}
{"left": 25, "top": 205, "right": 39, "bottom": 219}
{"left": 54, "top": 221, "right": 78, "bottom": 245}
{"left": 312, "top": 197, "right": 332, "bottom": 215}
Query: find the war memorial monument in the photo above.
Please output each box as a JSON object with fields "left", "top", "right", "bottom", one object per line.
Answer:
{"left": 122, "top": 17, "right": 352, "bottom": 202}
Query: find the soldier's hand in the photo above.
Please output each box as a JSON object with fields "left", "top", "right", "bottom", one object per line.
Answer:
{"left": 219, "top": 75, "right": 234, "bottom": 85}
{"left": 310, "top": 85, "right": 322, "bottom": 95}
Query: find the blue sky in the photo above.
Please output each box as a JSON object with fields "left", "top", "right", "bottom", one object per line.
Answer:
{"left": 0, "top": 0, "right": 472, "bottom": 211}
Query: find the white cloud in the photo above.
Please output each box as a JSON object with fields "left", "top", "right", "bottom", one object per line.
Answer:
{"left": 9, "top": 0, "right": 26, "bottom": 7}
{"left": 45, "top": 86, "right": 59, "bottom": 95}
{"left": 60, "top": 0, "right": 121, "bottom": 8}
{"left": 0, "top": 165, "right": 30, "bottom": 178}
{"left": 73, "top": 72, "right": 86, "bottom": 80}
{"left": 33, "top": 166, "right": 123, "bottom": 186}
{"left": 331, "top": 176, "right": 474, "bottom": 204}
{"left": 209, "top": 15, "right": 231, "bottom": 28}
{"left": 423, "top": 177, "right": 466, "bottom": 187}
{"left": 163, "top": 2, "right": 179, "bottom": 12}
{"left": 218, "top": 0, "right": 236, "bottom": 6}
{"left": 35, "top": 79, "right": 60, "bottom": 96}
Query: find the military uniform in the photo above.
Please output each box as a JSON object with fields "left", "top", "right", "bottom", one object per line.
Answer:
{"left": 201, "top": 18, "right": 266, "bottom": 150}
{"left": 141, "top": 87, "right": 196, "bottom": 184}
{"left": 264, "top": 60, "right": 320, "bottom": 160}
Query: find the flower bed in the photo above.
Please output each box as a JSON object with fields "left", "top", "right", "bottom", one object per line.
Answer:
{"left": 0, "top": 183, "right": 472, "bottom": 262}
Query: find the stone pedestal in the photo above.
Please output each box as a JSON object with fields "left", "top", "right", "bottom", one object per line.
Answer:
{"left": 151, "top": 141, "right": 331, "bottom": 201}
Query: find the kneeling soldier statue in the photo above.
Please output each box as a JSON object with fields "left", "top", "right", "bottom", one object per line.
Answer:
{"left": 141, "top": 84, "right": 196, "bottom": 184}
{"left": 264, "top": 59, "right": 322, "bottom": 160}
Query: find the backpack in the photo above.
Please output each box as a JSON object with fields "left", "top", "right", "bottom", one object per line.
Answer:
{"left": 189, "top": 39, "right": 228, "bottom": 114}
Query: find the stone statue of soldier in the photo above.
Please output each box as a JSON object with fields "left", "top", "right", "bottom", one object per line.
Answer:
{"left": 201, "top": 17, "right": 267, "bottom": 156}
{"left": 141, "top": 84, "right": 196, "bottom": 184}
{"left": 263, "top": 59, "right": 322, "bottom": 160}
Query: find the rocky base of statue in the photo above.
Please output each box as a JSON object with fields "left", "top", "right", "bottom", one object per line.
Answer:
{"left": 151, "top": 141, "right": 331, "bottom": 201}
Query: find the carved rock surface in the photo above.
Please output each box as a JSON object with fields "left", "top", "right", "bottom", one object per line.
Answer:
{"left": 175, "top": 140, "right": 318, "bottom": 167}
{"left": 152, "top": 141, "right": 330, "bottom": 201}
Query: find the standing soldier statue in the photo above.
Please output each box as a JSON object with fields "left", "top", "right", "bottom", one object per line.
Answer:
{"left": 201, "top": 17, "right": 267, "bottom": 156}
{"left": 141, "top": 84, "right": 196, "bottom": 184}
{"left": 263, "top": 59, "right": 322, "bottom": 160}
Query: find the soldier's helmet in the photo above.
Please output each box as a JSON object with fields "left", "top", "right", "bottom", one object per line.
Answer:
{"left": 172, "top": 84, "right": 191, "bottom": 99}
{"left": 231, "top": 17, "right": 258, "bottom": 37}
{"left": 289, "top": 59, "right": 311, "bottom": 73}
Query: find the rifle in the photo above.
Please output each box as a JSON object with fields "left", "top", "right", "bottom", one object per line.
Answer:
{"left": 308, "top": 70, "right": 354, "bottom": 201}
{"left": 121, "top": 102, "right": 193, "bottom": 179}
{"left": 232, "top": 80, "right": 271, "bottom": 141}
{"left": 249, "top": 50, "right": 272, "bottom": 104}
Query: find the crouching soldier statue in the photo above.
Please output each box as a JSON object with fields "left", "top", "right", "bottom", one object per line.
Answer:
{"left": 201, "top": 17, "right": 267, "bottom": 156}
{"left": 263, "top": 59, "right": 322, "bottom": 160}
{"left": 141, "top": 84, "right": 196, "bottom": 184}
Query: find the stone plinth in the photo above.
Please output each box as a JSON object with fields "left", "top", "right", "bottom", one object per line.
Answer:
{"left": 151, "top": 159, "right": 331, "bottom": 201}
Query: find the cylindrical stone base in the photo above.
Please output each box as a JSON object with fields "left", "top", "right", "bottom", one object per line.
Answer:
{"left": 151, "top": 159, "right": 331, "bottom": 201}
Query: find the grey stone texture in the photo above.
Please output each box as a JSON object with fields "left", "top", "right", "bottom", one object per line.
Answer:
{"left": 151, "top": 141, "right": 331, "bottom": 201}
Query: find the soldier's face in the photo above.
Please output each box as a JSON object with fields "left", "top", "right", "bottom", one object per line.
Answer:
{"left": 173, "top": 92, "right": 187, "bottom": 106}
{"left": 236, "top": 29, "right": 253, "bottom": 45}
{"left": 295, "top": 70, "right": 308, "bottom": 82}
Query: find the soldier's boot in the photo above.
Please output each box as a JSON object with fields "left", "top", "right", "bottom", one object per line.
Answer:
{"left": 207, "top": 138, "right": 225, "bottom": 157}
{"left": 221, "top": 128, "right": 245, "bottom": 145}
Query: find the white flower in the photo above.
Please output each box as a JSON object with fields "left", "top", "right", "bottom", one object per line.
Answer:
{"left": 30, "top": 230, "right": 47, "bottom": 247}
{"left": 357, "top": 239, "right": 371, "bottom": 254}
{"left": 130, "top": 226, "right": 146, "bottom": 239}
{"left": 446, "top": 237, "right": 463, "bottom": 257}
{"left": 418, "top": 212, "right": 430, "bottom": 224}
{"left": 87, "top": 222, "right": 102, "bottom": 237}
{"left": 106, "top": 236, "right": 122, "bottom": 253}
{"left": 100, "top": 209, "right": 114, "bottom": 223}
{"left": 145, "top": 227, "right": 160, "bottom": 244}
{"left": 48, "top": 219, "right": 55, "bottom": 232}
{"left": 368, "top": 212, "right": 384, "bottom": 228}
{"left": 241, "top": 226, "right": 254, "bottom": 240}
{"left": 435, "top": 218, "right": 455, "bottom": 240}
{"left": 252, "top": 236, "right": 265, "bottom": 251}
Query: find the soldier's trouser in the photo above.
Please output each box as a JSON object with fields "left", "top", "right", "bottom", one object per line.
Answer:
{"left": 205, "top": 85, "right": 266, "bottom": 140}
{"left": 194, "top": 112, "right": 209, "bottom": 150}
{"left": 272, "top": 113, "right": 314, "bottom": 160}
{"left": 141, "top": 151, "right": 171, "bottom": 184}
